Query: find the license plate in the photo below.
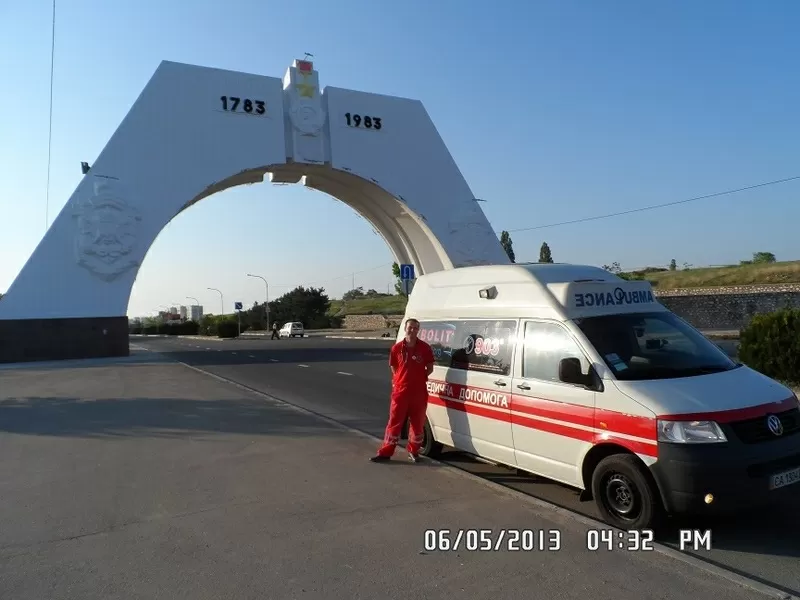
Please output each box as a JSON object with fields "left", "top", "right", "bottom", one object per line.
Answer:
{"left": 770, "top": 467, "right": 800, "bottom": 490}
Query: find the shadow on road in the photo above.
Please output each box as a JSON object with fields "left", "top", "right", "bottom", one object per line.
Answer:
{"left": 154, "top": 346, "right": 391, "bottom": 368}
{"left": 0, "top": 395, "right": 357, "bottom": 439}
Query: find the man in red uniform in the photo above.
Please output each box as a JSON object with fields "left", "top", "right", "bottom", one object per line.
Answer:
{"left": 370, "top": 318, "right": 435, "bottom": 463}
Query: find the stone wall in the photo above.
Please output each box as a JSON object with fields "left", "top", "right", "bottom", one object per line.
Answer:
{"left": 655, "top": 284, "right": 800, "bottom": 330}
{"left": 340, "top": 285, "right": 800, "bottom": 332}
{"left": 342, "top": 314, "right": 404, "bottom": 331}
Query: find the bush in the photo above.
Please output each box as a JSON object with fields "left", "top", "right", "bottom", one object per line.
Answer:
{"left": 738, "top": 308, "right": 800, "bottom": 385}
{"left": 217, "top": 319, "right": 240, "bottom": 338}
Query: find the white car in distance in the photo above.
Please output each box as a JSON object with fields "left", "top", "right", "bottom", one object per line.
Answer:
{"left": 279, "top": 322, "right": 305, "bottom": 338}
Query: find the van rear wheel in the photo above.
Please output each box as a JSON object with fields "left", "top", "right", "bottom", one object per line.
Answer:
{"left": 419, "top": 418, "right": 443, "bottom": 458}
{"left": 591, "top": 454, "right": 662, "bottom": 530}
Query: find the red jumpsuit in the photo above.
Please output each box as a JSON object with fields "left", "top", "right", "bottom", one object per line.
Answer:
{"left": 376, "top": 338, "right": 435, "bottom": 457}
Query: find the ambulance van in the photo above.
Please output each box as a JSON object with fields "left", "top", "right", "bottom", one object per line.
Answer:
{"left": 403, "top": 263, "right": 800, "bottom": 530}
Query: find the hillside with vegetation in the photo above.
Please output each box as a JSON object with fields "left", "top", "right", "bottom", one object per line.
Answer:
{"left": 604, "top": 252, "right": 800, "bottom": 290}
{"left": 329, "top": 251, "right": 800, "bottom": 317}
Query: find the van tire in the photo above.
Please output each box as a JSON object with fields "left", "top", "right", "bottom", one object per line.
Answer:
{"left": 591, "top": 454, "right": 662, "bottom": 530}
{"left": 419, "top": 418, "right": 443, "bottom": 458}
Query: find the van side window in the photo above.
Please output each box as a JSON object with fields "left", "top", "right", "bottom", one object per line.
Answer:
{"left": 418, "top": 321, "right": 459, "bottom": 367}
{"left": 521, "top": 322, "right": 587, "bottom": 382}
{"left": 418, "top": 319, "right": 517, "bottom": 376}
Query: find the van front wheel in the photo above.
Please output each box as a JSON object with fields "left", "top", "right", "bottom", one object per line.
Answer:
{"left": 591, "top": 454, "right": 662, "bottom": 530}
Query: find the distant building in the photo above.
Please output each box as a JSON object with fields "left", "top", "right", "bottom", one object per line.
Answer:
{"left": 169, "top": 306, "right": 178, "bottom": 315}
{"left": 179, "top": 305, "right": 187, "bottom": 320}
{"left": 189, "top": 305, "right": 203, "bottom": 322}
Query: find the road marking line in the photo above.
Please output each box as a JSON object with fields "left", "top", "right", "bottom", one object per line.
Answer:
{"left": 298, "top": 364, "right": 309, "bottom": 368}
{"left": 337, "top": 371, "right": 353, "bottom": 376}
{"left": 269, "top": 359, "right": 278, "bottom": 362}
{"left": 249, "top": 354, "right": 256, "bottom": 358}
{"left": 231, "top": 352, "right": 237, "bottom": 355}
{"left": 205, "top": 348, "right": 212, "bottom": 350}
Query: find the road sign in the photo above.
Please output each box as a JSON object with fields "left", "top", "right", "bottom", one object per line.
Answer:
{"left": 234, "top": 302, "right": 243, "bottom": 311}
{"left": 400, "top": 264, "right": 415, "bottom": 280}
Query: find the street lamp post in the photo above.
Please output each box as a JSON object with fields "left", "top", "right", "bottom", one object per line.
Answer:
{"left": 246, "top": 273, "right": 270, "bottom": 331}
{"left": 186, "top": 296, "right": 200, "bottom": 321}
{"left": 207, "top": 288, "right": 224, "bottom": 316}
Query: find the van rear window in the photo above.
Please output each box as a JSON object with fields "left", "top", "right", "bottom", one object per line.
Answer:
{"left": 418, "top": 319, "right": 518, "bottom": 376}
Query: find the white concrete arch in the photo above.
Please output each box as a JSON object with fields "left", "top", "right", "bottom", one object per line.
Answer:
{"left": 0, "top": 59, "right": 508, "bottom": 362}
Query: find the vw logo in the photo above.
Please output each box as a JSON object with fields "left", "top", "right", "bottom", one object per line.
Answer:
{"left": 766, "top": 414, "right": 784, "bottom": 436}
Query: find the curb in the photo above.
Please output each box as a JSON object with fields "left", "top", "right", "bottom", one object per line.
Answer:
{"left": 152, "top": 350, "right": 794, "bottom": 600}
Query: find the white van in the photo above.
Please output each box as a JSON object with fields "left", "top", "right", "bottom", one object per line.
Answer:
{"left": 401, "top": 263, "right": 800, "bottom": 530}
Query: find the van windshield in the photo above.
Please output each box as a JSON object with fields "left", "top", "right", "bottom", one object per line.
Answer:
{"left": 573, "top": 311, "right": 739, "bottom": 381}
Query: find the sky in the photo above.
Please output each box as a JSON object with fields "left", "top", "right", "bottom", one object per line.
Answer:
{"left": 2, "top": 1, "right": 799, "bottom": 318}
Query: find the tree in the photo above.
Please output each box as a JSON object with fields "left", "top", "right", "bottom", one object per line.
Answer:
{"left": 392, "top": 262, "right": 404, "bottom": 296}
{"left": 342, "top": 287, "right": 366, "bottom": 301}
{"left": 752, "top": 251, "right": 776, "bottom": 264}
{"left": 267, "top": 286, "right": 331, "bottom": 329}
{"left": 499, "top": 231, "right": 515, "bottom": 263}
{"left": 539, "top": 242, "right": 553, "bottom": 263}
{"left": 669, "top": 259, "right": 677, "bottom": 271}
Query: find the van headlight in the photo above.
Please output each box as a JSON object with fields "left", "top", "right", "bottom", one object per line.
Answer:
{"left": 657, "top": 420, "right": 727, "bottom": 443}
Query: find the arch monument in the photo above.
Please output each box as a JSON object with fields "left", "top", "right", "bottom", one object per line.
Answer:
{"left": 0, "top": 58, "right": 508, "bottom": 363}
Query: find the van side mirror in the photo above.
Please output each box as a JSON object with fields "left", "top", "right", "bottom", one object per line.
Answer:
{"left": 559, "top": 357, "right": 588, "bottom": 386}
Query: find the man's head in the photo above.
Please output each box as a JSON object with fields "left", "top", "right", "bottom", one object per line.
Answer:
{"left": 404, "top": 318, "right": 420, "bottom": 342}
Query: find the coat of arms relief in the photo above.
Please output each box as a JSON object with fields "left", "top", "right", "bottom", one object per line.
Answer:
{"left": 71, "top": 178, "right": 142, "bottom": 281}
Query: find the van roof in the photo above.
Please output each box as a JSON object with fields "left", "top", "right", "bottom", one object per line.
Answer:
{"left": 404, "top": 263, "right": 667, "bottom": 321}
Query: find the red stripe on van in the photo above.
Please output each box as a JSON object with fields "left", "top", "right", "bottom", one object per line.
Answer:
{"left": 590, "top": 433, "right": 658, "bottom": 457}
{"left": 427, "top": 394, "right": 658, "bottom": 458}
{"left": 510, "top": 411, "right": 593, "bottom": 443}
{"left": 427, "top": 379, "right": 656, "bottom": 440}
{"left": 593, "top": 407, "right": 657, "bottom": 441}
{"left": 658, "top": 396, "right": 798, "bottom": 423}
{"left": 510, "top": 394, "right": 594, "bottom": 428}
{"left": 428, "top": 395, "right": 511, "bottom": 423}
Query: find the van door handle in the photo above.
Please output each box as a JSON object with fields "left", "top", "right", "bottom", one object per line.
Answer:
{"left": 493, "top": 379, "right": 507, "bottom": 387}
{"left": 516, "top": 383, "right": 531, "bottom": 390}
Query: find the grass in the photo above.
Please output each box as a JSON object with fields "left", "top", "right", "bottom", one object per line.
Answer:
{"left": 328, "top": 295, "right": 408, "bottom": 316}
{"left": 641, "top": 261, "right": 800, "bottom": 290}
{"left": 326, "top": 262, "right": 800, "bottom": 316}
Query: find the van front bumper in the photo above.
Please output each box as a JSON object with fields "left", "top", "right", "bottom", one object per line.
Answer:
{"left": 649, "top": 435, "right": 800, "bottom": 515}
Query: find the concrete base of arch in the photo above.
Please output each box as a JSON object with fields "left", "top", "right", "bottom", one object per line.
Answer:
{"left": 0, "top": 59, "right": 507, "bottom": 363}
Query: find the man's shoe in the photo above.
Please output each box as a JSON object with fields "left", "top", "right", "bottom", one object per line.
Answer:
{"left": 369, "top": 455, "right": 390, "bottom": 462}
{"left": 408, "top": 453, "right": 419, "bottom": 463}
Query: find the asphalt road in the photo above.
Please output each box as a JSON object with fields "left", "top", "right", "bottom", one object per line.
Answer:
{"left": 133, "top": 334, "right": 799, "bottom": 596}
{"left": 0, "top": 355, "right": 773, "bottom": 600}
